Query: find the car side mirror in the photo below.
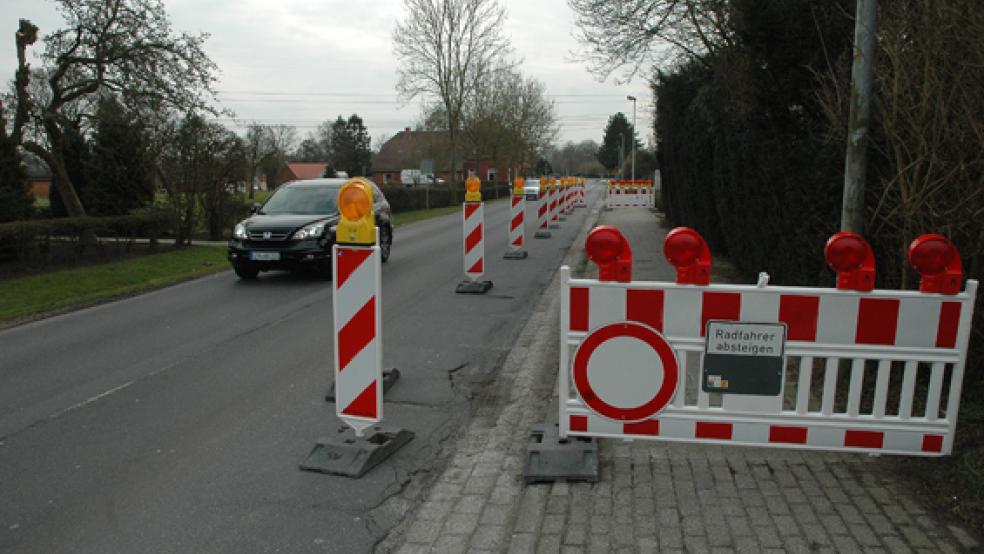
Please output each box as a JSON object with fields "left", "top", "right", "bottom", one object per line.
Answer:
{"left": 249, "top": 203, "right": 261, "bottom": 215}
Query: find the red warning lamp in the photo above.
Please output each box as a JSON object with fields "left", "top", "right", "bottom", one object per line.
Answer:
{"left": 824, "top": 232, "right": 875, "bottom": 291}
{"left": 664, "top": 227, "right": 711, "bottom": 285}
{"left": 585, "top": 225, "right": 633, "bottom": 282}
{"left": 908, "top": 234, "right": 963, "bottom": 295}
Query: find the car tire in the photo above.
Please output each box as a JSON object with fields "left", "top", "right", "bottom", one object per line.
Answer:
{"left": 233, "top": 262, "right": 259, "bottom": 280}
{"left": 380, "top": 226, "right": 392, "bottom": 263}
{"left": 317, "top": 260, "right": 333, "bottom": 279}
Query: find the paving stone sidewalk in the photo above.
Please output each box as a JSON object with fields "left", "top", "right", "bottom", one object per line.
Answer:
{"left": 378, "top": 203, "right": 981, "bottom": 554}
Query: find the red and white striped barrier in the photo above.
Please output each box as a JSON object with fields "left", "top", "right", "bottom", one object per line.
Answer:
{"left": 301, "top": 178, "right": 413, "bottom": 478}
{"left": 549, "top": 179, "right": 560, "bottom": 228}
{"left": 504, "top": 179, "right": 528, "bottom": 259}
{"left": 463, "top": 202, "right": 485, "bottom": 279}
{"left": 606, "top": 181, "right": 653, "bottom": 208}
{"left": 559, "top": 227, "right": 977, "bottom": 456}
{"left": 535, "top": 179, "right": 551, "bottom": 239}
{"left": 576, "top": 178, "right": 586, "bottom": 208}
{"left": 333, "top": 242, "right": 383, "bottom": 436}
{"left": 457, "top": 176, "right": 493, "bottom": 293}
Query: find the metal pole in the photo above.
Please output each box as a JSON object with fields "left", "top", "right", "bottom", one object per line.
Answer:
{"left": 619, "top": 134, "right": 625, "bottom": 180}
{"left": 627, "top": 95, "right": 637, "bottom": 181}
{"left": 841, "top": 0, "right": 877, "bottom": 233}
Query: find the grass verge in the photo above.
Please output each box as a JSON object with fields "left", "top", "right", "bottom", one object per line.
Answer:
{"left": 0, "top": 245, "right": 228, "bottom": 324}
{"left": 0, "top": 203, "right": 481, "bottom": 326}
{"left": 392, "top": 205, "right": 463, "bottom": 227}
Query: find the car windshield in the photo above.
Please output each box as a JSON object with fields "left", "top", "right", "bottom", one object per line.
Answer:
{"left": 260, "top": 186, "right": 339, "bottom": 215}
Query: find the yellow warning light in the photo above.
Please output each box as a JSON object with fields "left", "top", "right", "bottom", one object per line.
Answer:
{"left": 539, "top": 178, "right": 546, "bottom": 192}
{"left": 465, "top": 175, "right": 482, "bottom": 203}
{"left": 513, "top": 177, "right": 525, "bottom": 196}
{"left": 337, "top": 178, "right": 376, "bottom": 245}
{"left": 549, "top": 177, "right": 557, "bottom": 189}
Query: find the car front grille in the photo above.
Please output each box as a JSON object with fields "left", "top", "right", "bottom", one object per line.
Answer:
{"left": 248, "top": 231, "right": 290, "bottom": 241}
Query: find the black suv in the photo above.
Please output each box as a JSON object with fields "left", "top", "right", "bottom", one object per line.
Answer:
{"left": 227, "top": 178, "right": 393, "bottom": 279}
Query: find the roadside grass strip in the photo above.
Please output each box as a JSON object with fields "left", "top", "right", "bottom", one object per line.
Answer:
{"left": 392, "top": 205, "right": 461, "bottom": 227}
{"left": 0, "top": 246, "right": 228, "bottom": 323}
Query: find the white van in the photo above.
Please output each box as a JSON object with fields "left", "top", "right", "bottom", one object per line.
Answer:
{"left": 400, "top": 169, "right": 423, "bottom": 186}
{"left": 400, "top": 169, "right": 444, "bottom": 187}
{"left": 523, "top": 178, "right": 540, "bottom": 200}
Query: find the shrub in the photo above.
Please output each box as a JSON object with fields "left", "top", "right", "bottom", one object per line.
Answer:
{"left": 0, "top": 209, "right": 174, "bottom": 263}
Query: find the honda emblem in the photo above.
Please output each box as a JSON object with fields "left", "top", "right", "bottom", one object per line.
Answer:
{"left": 263, "top": 231, "right": 272, "bottom": 240}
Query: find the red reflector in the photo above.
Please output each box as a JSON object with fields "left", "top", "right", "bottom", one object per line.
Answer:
{"left": 695, "top": 422, "right": 733, "bottom": 440}
{"left": 769, "top": 426, "right": 808, "bottom": 444}
{"left": 844, "top": 430, "right": 884, "bottom": 449}
{"left": 921, "top": 435, "right": 944, "bottom": 453}
{"left": 625, "top": 419, "right": 660, "bottom": 436}
{"left": 570, "top": 415, "right": 588, "bottom": 432}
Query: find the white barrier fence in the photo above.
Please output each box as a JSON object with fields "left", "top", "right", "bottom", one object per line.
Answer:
{"left": 559, "top": 227, "right": 977, "bottom": 456}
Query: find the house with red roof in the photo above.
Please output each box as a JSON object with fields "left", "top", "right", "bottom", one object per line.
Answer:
{"left": 372, "top": 128, "right": 523, "bottom": 187}
{"left": 274, "top": 163, "right": 328, "bottom": 188}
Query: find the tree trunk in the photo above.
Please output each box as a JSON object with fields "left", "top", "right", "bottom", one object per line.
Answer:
{"left": 448, "top": 125, "right": 459, "bottom": 204}
{"left": 25, "top": 142, "right": 87, "bottom": 218}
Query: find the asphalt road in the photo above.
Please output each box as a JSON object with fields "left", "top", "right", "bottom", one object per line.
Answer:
{"left": 0, "top": 183, "right": 603, "bottom": 553}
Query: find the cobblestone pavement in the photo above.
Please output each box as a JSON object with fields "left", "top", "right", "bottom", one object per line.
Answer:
{"left": 377, "top": 202, "right": 981, "bottom": 554}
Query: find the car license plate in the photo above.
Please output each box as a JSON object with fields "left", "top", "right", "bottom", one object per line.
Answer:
{"left": 250, "top": 251, "right": 280, "bottom": 261}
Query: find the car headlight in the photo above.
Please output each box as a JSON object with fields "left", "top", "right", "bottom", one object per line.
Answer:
{"left": 233, "top": 222, "right": 248, "bottom": 240}
{"left": 293, "top": 223, "right": 325, "bottom": 240}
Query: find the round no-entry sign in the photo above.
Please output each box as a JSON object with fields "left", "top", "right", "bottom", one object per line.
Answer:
{"left": 572, "top": 322, "right": 679, "bottom": 422}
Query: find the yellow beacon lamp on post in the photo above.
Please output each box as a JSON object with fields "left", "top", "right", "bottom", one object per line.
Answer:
{"left": 504, "top": 177, "right": 528, "bottom": 260}
{"left": 457, "top": 174, "right": 492, "bottom": 293}
{"left": 465, "top": 175, "right": 482, "bottom": 203}
{"left": 337, "top": 178, "right": 376, "bottom": 245}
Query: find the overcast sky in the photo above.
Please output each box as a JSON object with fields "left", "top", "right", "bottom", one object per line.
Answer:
{"left": 2, "top": 0, "right": 654, "bottom": 149}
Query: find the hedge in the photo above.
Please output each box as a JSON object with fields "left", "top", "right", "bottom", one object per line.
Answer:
{"left": 0, "top": 208, "right": 174, "bottom": 263}
{"left": 379, "top": 182, "right": 511, "bottom": 213}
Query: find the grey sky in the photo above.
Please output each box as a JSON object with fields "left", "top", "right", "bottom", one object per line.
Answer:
{"left": 1, "top": 0, "right": 654, "bottom": 148}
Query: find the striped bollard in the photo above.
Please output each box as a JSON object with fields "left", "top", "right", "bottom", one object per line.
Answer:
{"left": 456, "top": 176, "right": 493, "bottom": 293}
{"left": 577, "top": 177, "right": 586, "bottom": 207}
{"left": 534, "top": 178, "right": 551, "bottom": 239}
{"left": 564, "top": 179, "right": 574, "bottom": 215}
{"left": 504, "top": 177, "right": 529, "bottom": 259}
{"left": 301, "top": 178, "right": 412, "bottom": 478}
{"left": 549, "top": 178, "right": 561, "bottom": 228}
{"left": 560, "top": 180, "right": 570, "bottom": 216}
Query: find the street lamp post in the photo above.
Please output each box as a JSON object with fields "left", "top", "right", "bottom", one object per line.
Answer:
{"left": 627, "top": 95, "right": 637, "bottom": 181}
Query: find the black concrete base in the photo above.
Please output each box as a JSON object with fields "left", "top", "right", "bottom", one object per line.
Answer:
{"left": 549, "top": 223, "right": 560, "bottom": 229}
{"left": 534, "top": 230, "right": 552, "bottom": 239}
{"left": 524, "top": 423, "right": 599, "bottom": 483}
{"left": 455, "top": 280, "right": 493, "bottom": 294}
{"left": 326, "top": 368, "right": 400, "bottom": 402}
{"left": 558, "top": 216, "right": 567, "bottom": 221}
{"left": 503, "top": 250, "right": 528, "bottom": 260}
{"left": 300, "top": 425, "right": 414, "bottom": 478}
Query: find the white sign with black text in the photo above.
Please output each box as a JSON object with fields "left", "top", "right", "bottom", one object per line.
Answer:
{"left": 703, "top": 321, "right": 787, "bottom": 396}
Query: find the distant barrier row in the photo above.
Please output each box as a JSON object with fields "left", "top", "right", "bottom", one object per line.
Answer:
{"left": 606, "top": 180, "right": 655, "bottom": 209}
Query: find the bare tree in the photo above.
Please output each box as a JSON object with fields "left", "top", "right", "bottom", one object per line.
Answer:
{"left": 393, "top": 0, "right": 514, "bottom": 200}
{"left": 509, "top": 75, "right": 558, "bottom": 173}
{"left": 4, "top": 0, "right": 219, "bottom": 217}
{"left": 567, "top": 0, "right": 734, "bottom": 80}
{"left": 244, "top": 123, "right": 272, "bottom": 199}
